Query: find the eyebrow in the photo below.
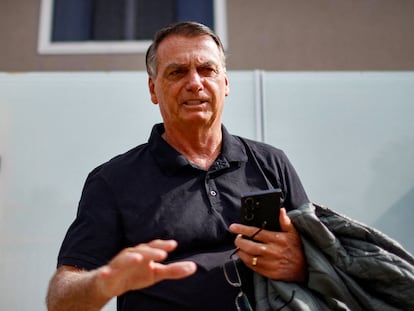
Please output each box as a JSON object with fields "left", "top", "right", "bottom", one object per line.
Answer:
{"left": 165, "top": 63, "right": 185, "bottom": 70}
{"left": 165, "top": 60, "right": 219, "bottom": 70}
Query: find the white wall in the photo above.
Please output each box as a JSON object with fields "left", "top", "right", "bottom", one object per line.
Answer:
{"left": 1, "top": 71, "right": 413, "bottom": 310}
{"left": 263, "top": 72, "right": 414, "bottom": 225}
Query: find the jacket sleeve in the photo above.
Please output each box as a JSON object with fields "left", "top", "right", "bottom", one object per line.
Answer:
{"left": 290, "top": 203, "right": 414, "bottom": 311}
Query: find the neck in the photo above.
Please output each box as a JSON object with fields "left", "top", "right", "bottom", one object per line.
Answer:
{"left": 162, "top": 123, "right": 222, "bottom": 170}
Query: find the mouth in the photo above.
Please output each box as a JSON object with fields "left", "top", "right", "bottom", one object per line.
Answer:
{"left": 183, "top": 100, "right": 208, "bottom": 106}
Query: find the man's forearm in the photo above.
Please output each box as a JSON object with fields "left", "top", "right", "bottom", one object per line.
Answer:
{"left": 46, "top": 267, "right": 111, "bottom": 311}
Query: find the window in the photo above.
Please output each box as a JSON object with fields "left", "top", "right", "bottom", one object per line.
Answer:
{"left": 38, "top": 0, "right": 227, "bottom": 55}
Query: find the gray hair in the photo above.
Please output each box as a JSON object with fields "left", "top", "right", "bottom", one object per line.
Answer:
{"left": 145, "top": 21, "right": 226, "bottom": 77}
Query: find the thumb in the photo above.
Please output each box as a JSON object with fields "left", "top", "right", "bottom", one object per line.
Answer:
{"left": 279, "top": 207, "right": 294, "bottom": 232}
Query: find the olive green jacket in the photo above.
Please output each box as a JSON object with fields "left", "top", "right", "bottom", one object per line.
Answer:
{"left": 254, "top": 203, "right": 414, "bottom": 311}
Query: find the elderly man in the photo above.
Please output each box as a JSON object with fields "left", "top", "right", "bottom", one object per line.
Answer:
{"left": 46, "top": 21, "right": 309, "bottom": 311}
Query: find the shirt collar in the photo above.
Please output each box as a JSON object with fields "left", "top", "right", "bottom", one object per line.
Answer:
{"left": 149, "top": 123, "right": 248, "bottom": 175}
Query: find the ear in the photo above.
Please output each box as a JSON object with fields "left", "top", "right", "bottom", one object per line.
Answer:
{"left": 148, "top": 76, "right": 158, "bottom": 104}
{"left": 224, "top": 74, "right": 230, "bottom": 97}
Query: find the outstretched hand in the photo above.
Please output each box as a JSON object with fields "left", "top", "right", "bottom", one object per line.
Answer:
{"left": 229, "top": 208, "right": 306, "bottom": 282}
{"left": 96, "top": 239, "right": 197, "bottom": 299}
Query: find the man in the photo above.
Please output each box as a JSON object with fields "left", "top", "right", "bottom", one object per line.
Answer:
{"left": 46, "top": 22, "right": 309, "bottom": 311}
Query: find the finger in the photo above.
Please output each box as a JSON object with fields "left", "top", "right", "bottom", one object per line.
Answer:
{"left": 102, "top": 246, "right": 166, "bottom": 280}
{"left": 230, "top": 224, "right": 280, "bottom": 245}
{"left": 152, "top": 261, "right": 197, "bottom": 282}
{"left": 147, "top": 239, "right": 178, "bottom": 253}
{"left": 235, "top": 249, "right": 258, "bottom": 270}
{"left": 128, "top": 245, "right": 169, "bottom": 263}
{"left": 279, "top": 208, "right": 294, "bottom": 232}
{"left": 229, "top": 223, "right": 262, "bottom": 237}
{"left": 126, "top": 240, "right": 178, "bottom": 263}
{"left": 233, "top": 234, "right": 269, "bottom": 256}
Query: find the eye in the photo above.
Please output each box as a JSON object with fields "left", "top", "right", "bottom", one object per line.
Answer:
{"left": 170, "top": 69, "right": 183, "bottom": 75}
{"left": 199, "top": 66, "right": 217, "bottom": 77}
{"left": 167, "top": 68, "right": 186, "bottom": 80}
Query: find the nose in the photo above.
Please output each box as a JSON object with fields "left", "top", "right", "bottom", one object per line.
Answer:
{"left": 186, "top": 69, "right": 203, "bottom": 92}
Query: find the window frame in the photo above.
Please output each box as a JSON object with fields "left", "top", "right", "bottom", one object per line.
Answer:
{"left": 37, "top": 0, "right": 228, "bottom": 55}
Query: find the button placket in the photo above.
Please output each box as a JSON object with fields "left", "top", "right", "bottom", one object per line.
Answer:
{"left": 205, "top": 173, "right": 220, "bottom": 207}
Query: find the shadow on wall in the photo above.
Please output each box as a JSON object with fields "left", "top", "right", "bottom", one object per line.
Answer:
{"left": 373, "top": 187, "right": 414, "bottom": 255}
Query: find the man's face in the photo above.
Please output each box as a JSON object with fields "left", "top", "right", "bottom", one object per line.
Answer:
{"left": 148, "top": 34, "right": 229, "bottom": 130}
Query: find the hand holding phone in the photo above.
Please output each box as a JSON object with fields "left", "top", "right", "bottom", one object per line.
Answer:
{"left": 241, "top": 189, "right": 282, "bottom": 231}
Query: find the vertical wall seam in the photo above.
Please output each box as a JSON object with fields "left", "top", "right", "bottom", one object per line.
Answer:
{"left": 254, "top": 70, "right": 265, "bottom": 142}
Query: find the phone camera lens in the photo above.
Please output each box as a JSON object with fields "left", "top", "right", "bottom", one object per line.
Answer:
{"left": 244, "top": 197, "right": 256, "bottom": 221}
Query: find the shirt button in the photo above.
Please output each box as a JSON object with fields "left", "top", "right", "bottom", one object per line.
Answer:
{"left": 210, "top": 190, "right": 217, "bottom": 196}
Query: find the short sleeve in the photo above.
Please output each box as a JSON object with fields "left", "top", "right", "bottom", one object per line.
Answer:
{"left": 57, "top": 171, "right": 123, "bottom": 270}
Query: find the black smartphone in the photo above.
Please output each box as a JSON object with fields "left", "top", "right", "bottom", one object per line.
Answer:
{"left": 241, "top": 188, "right": 282, "bottom": 231}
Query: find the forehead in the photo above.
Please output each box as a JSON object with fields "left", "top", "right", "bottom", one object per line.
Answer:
{"left": 156, "top": 35, "right": 222, "bottom": 67}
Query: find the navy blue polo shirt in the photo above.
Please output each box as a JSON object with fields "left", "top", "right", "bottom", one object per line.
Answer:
{"left": 58, "top": 123, "right": 309, "bottom": 311}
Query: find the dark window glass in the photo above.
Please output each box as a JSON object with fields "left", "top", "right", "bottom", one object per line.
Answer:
{"left": 52, "top": 0, "right": 214, "bottom": 42}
